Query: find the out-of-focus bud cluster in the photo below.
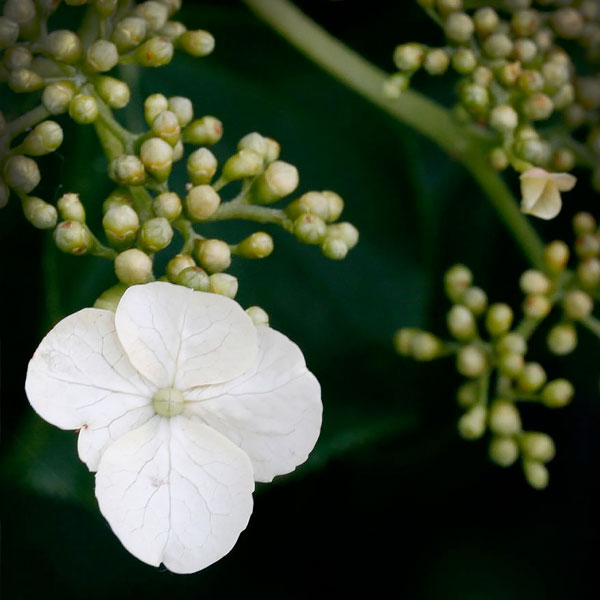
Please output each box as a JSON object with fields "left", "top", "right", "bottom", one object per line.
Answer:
{"left": 389, "top": 0, "right": 600, "bottom": 186}
{"left": 392, "top": 236, "right": 600, "bottom": 488}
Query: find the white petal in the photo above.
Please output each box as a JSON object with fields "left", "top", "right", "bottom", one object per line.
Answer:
{"left": 521, "top": 181, "right": 562, "bottom": 219}
{"left": 520, "top": 170, "right": 548, "bottom": 213}
{"left": 25, "top": 308, "right": 155, "bottom": 470}
{"left": 114, "top": 282, "right": 257, "bottom": 389}
{"left": 185, "top": 327, "right": 322, "bottom": 483}
{"left": 95, "top": 415, "right": 254, "bottom": 574}
{"left": 550, "top": 171, "right": 577, "bottom": 192}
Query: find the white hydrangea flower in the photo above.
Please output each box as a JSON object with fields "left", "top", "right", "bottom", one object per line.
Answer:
{"left": 25, "top": 282, "right": 321, "bottom": 574}
{"left": 520, "top": 168, "right": 577, "bottom": 220}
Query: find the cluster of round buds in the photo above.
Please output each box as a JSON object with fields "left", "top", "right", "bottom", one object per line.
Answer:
{"left": 390, "top": 1, "right": 600, "bottom": 182}
{"left": 394, "top": 258, "right": 584, "bottom": 489}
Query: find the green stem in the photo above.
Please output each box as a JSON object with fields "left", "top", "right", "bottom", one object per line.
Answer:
{"left": 93, "top": 91, "right": 137, "bottom": 152}
{"left": 173, "top": 216, "right": 200, "bottom": 254}
{"left": 580, "top": 314, "right": 600, "bottom": 340}
{"left": 209, "top": 200, "right": 291, "bottom": 228}
{"left": 128, "top": 185, "right": 154, "bottom": 222}
{"left": 244, "top": 0, "right": 546, "bottom": 270}
{"left": 5, "top": 105, "right": 50, "bottom": 140}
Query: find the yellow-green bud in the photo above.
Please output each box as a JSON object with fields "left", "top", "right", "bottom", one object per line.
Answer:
{"left": 178, "top": 29, "right": 215, "bottom": 56}
{"left": 444, "top": 264, "right": 472, "bottom": 303}
{"left": 522, "top": 294, "right": 551, "bottom": 320}
{"left": 57, "top": 192, "right": 85, "bottom": 222}
{"left": 222, "top": 150, "right": 263, "bottom": 181}
{"left": 158, "top": 0, "right": 182, "bottom": 17}
{"left": 115, "top": 248, "right": 153, "bottom": 285}
{"left": 514, "top": 39, "right": 538, "bottom": 64}
{"left": 165, "top": 254, "right": 194, "bottom": 282}
{"left": 458, "top": 405, "right": 486, "bottom": 440}
{"left": 160, "top": 21, "right": 186, "bottom": 40}
{"left": 95, "top": 0, "right": 119, "bottom": 18}
{"left": 69, "top": 94, "right": 99, "bottom": 124}
{"left": 452, "top": 48, "right": 476, "bottom": 75}
{"left": 96, "top": 76, "right": 130, "bottom": 109}
{"left": 483, "top": 33, "right": 513, "bottom": 59}
{"left": 86, "top": 39, "right": 119, "bottom": 72}
{"left": 187, "top": 148, "right": 217, "bottom": 185}
{"left": 577, "top": 258, "right": 600, "bottom": 288}
{"left": 563, "top": 290, "right": 593, "bottom": 320}
{"left": 152, "top": 110, "right": 181, "bottom": 146}
{"left": 326, "top": 222, "right": 359, "bottom": 249}
{"left": 3, "top": 155, "right": 40, "bottom": 193}
{"left": 22, "top": 196, "right": 57, "bottom": 229}
{"left": 42, "top": 80, "right": 76, "bottom": 115}
{"left": 109, "top": 154, "right": 146, "bottom": 185}
{"left": 461, "top": 286, "right": 487, "bottom": 316}
{"left": 424, "top": 48, "right": 450, "bottom": 75}
{"left": 140, "top": 137, "right": 173, "bottom": 181}
{"left": 574, "top": 233, "right": 600, "bottom": 259}
{"left": 152, "top": 191, "right": 181, "bottom": 221}
{"left": 520, "top": 269, "right": 550, "bottom": 295}
{"left": 168, "top": 96, "right": 193, "bottom": 127}
{"left": 489, "top": 104, "right": 519, "bottom": 133}
{"left": 172, "top": 139, "right": 184, "bottom": 162}
{"left": 111, "top": 17, "right": 148, "bottom": 52}
{"left": 195, "top": 238, "right": 231, "bottom": 273}
{"left": 3, "top": 0, "right": 35, "bottom": 23}
{"left": 94, "top": 283, "right": 127, "bottom": 312}
{"left": 209, "top": 273, "right": 238, "bottom": 298}
{"left": 489, "top": 147, "right": 508, "bottom": 171}
{"left": 54, "top": 220, "right": 93, "bottom": 254}
{"left": 252, "top": 161, "right": 299, "bottom": 204}
{"left": 246, "top": 306, "right": 269, "bottom": 327}
{"left": 445, "top": 13, "right": 474, "bottom": 43}
{"left": 135, "top": 1, "right": 169, "bottom": 32}
{"left": 523, "top": 460, "right": 549, "bottom": 489}
{"left": 144, "top": 93, "right": 169, "bottom": 125}
{"left": 176, "top": 266, "right": 210, "bottom": 291}
{"left": 136, "top": 37, "right": 174, "bottom": 67}
{"left": 447, "top": 305, "right": 476, "bottom": 340}
{"left": 473, "top": 6, "right": 498, "bottom": 36}
{"left": 518, "top": 362, "right": 547, "bottom": 392}
{"left": 322, "top": 191, "right": 344, "bottom": 222}
{"left": 102, "top": 189, "right": 133, "bottom": 214}
{"left": 497, "top": 351, "right": 524, "bottom": 378}
{"left": 21, "top": 121, "right": 63, "bottom": 156}
{"left": 545, "top": 240, "right": 569, "bottom": 272}
{"left": 520, "top": 432, "right": 555, "bottom": 462}
{"left": 238, "top": 132, "right": 268, "bottom": 157}
{"left": 183, "top": 116, "right": 223, "bottom": 145}
{"left": 103, "top": 205, "right": 139, "bottom": 247}
{"left": 8, "top": 68, "right": 43, "bottom": 93}
{"left": 489, "top": 400, "right": 521, "bottom": 436}
{"left": 3, "top": 45, "right": 32, "bottom": 71}
{"left": 547, "top": 323, "right": 577, "bottom": 355}
{"left": 264, "top": 138, "right": 280, "bottom": 163}
{"left": 552, "top": 7, "right": 584, "bottom": 39}
{"left": 456, "top": 380, "right": 478, "bottom": 408}
{"left": 186, "top": 185, "right": 220, "bottom": 221}
{"left": 541, "top": 379, "right": 574, "bottom": 408}
{"left": 511, "top": 8, "right": 540, "bottom": 37}
{"left": 393, "top": 328, "right": 419, "bottom": 356}
{"left": 237, "top": 232, "right": 274, "bottom": 259}
{"left": 456, "top": 344, "right": 487, "bottom": 378}
{"left": 294, "top": 213, "right": 327, "bottom": 245}
{"left": 0, "top": 17, "right": 19, "bottom": 50}
{"left": 485, "top": 303, "right": 513, "bottom": 337}
{"left": 45, "top": 30, "right": 83, "bottom": 64}
{"left": 489, "top": 436, "right": 519, "bottom": 467}
{"left": 287, "top": 191, "right": 329, "bottom": 220}
{"left": 411, "top": 332, "right": 442, "bottom": 361}
{"left": 321, "top": 236, "right": 348, "bottom": 260}
{"left": 139, "top": 217, "right": 173, "bottom": 252}
{"left": 573, "top": 211, "right": 596, "bottom": 235}
{"left": 393, "top": 43, "right": 424, "bottom": 71}
{"left": 522, "top": 93, "right": 554, "bottom": 121}
{"left": 497, "top": 332, "right": 527, "bottom": 355}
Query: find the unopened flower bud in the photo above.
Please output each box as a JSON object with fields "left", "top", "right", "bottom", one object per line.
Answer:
{"left": 42, "top": 80, "right": 76, "bottom": 115}
{"left": 140, "top": 137, "right": 173, "bottom": 181}
{"left": 447, "top": 305, "right": 476, "bottom": 340}
{"left": 139, "top": 217, "right": 173, "bottom": 252}
{"left": 326, "top": 222, "right": 359, "bottom": 249}
{"left": 545, "top": 240, "right": 569, "bottom": 272}
{"left": 577, "top": 258, "right": 600, "bottom": 288}
{"left": 237, "top": 232, "right": 273, "bottom": 259}
{"left": 445, "top": 13, "right": 474, "bottom": 43}
{"left": 424, "top": 48, "right": 449, "bottom": 75}
{"left": 103, "top": 205, "right": 140, "bottom": 246}
{"left": 57, "top": 192, "right": 85, "bottom": 222}
{"left": 394, "top": 328, "right": 419, "bottom": 356}
{"left": 238, "top": 132, "right": 267, "bottom": 157}
{"left": 263, "top": 138, "right": 281, "bottom": 164}
{"left": 0, "top": 17, "right": 19, "bottom": 50}
{"left": 178, "top": 29, "right": 215, "bottom": 56}
{"left": 547, "top": 323, "right": 577, "bottom": 355}
{"left": 563, "top": 290, "right": 593, "bottom": 320}
{"left": 94, "top": 0, "right": 118, "bottom": 17}
{"left": 144, "top": 93, "right": 168, "bottom": 125}
{"left": 485, "top": 303, "right": 513, "bottom": 337}
{"left": 497, "top": 351, "right": 524, "bottom": 378}
{"left": 573, "top": 211, "right": 596, "bottom": 235}
{"left": 195, "top": 238, "right": 231, "bottom": 273}
{"left": 167, "top": 96, "right": 193, "bottom": 127}
{"left": 176, "top": 266, "right": 210, "bottom": 291}
{"left": 461, "top": 286, "right": 487, "bottom": 316}
{"left": 452, "top": 48, "right": 476, "bottom": 74}
{"left": 3, "top": 155, "right": 40, "bottom": 193}
{"left": 287, "top": 191, "right": 329, "bottom": 220}
{"left": 152, "top": 110, "right": 181, "bottom": 146}
{"left": 523, "top": 460, "right": 549, "bottom": 489}
{"left": 522, "top": 294, "right": 551, "bottom": 320}
{"left": 94, "top": 284, "right": 127, "bottom": 311}
{"left": 521, "top": 432, "right": 555, "bottom": 463}
{"left": 182, "top": 116, "right": 223, "bottom": 145}
{"left": 186, "top": 185, "right": 220, "bottom": 221}
{"left": 69, "top": 94, "right": 99, "bottom": 124}
{"left": 552, "top": 7, "right": 584, "bottom": 39}
{"left": 102, "top": 189, "right": 133, "bottom": 213}
{"left": 111, "top": 17, "right": 147, "bottom": 52}
{"left": 456, "top": 344, "right": 487, "bottom": 378}
{"left": 251, "top": 161, "right": 299, "bottom": 204}
{"left": 187, "top": 148, "right": 217, "bottom": 185}
{"left": 21, "top": 121, "right": 63, "bottom": 156}
{"left": 411, "top": 332, "right": 442, "bottom": 361}
{"left": 136, "top": 37, "right": 173, "bottom": 67}
{"left": 152, "top": 191, "right": 181, "bottom": 221}
{"left": 489, "top": 104, "right": 518, "bottom": 133}
{"left": 3, "top": 45, "right": 32, "bottom": 71}
{"left": 393, "top": 43, "right": 423, "bottom": 71}
{"left": 160, "top": 20, "right": 186, "bottom": 40}
{"left": 246, "top": 306, "right": 269, "bottom": 327}
{"left": 518, "top": 362, "right": 547, "bottom": 392}
{"left": 489, "top": 400, "right": 521, "bottom": 436}
{"left": 3, "top": 0, "right": 34, "bottom": 21}
{"left": 115, "top": 248, "right": 153, "bottom": 284}
{"left": 522, "top": 93, "right": 554, "bottom": 121}
{"left": 483, "top": 33, "right": 513, "bottom": 59}
{"left": 294, "top": 213, "right": 327, "bottom": 245}
{"left": 86, "top": 39, "right": 119, "bottom": 72}
{"left": 135, "top": 0, "right": 169, "bottom": 32}
{"left": 166, "top": 254, "right": 195, "bottom": 282}
{"left": 109, "top": 154, "right": 145, "bottom": 185}
{"left": 172, "top": 139, "right": 184, "bottom": 162}
{"left": 497, "top": 332, "right": 527, "bottom": 355}
{"left": 207, "top": 273, "right": 237, "bottom": 298}
{"left": 460, "top": 83, "right": 489, "bottom": 114}
{"left": 458, "top": 405, "right": 486, "bottom": 440}
{"left": 444, "top": 264, "right": 472, "bottom": 303}
{"left": 456, "top": 380, "right": 478, "bottom": 408}
{"left": 54, "top": 220, "right": 93, "bottom": 254}
{"left": 489, "top": 436, "right": 519, "bottom": 467}
{"left": 45, "top": 30, "right": 83, "bottom": 64}
{"left": 8, "top": 68, "right": 43, "bottom": 93}
{"left": 22, "top": 196, "right": 57, "bottom": 229}
{"left": 489, "top": 148, "right": 508, "bottom": 171}
{"left": 575, "top": 233, "right": 600, "bottom": 259}
{"left": 541, "top": 379, "right": 574, "bottom": 408}
{"left": 514, "top": 39, "right": 537, "bottom": 64}
{"left": 96, "top": 76, "right": 130, "bottom": 108}
{"left": 321, "top": 236, "right": 348, "bottom": 260}
{"left": 473, "top": 7, "right": 498, "bottom": 36}
{"left": 222, "top": 150, "right": 263, "bottom": 181}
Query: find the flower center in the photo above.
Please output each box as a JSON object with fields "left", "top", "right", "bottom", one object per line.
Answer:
{"left": 152, "top": 387, "right": 184, "bottom": 417}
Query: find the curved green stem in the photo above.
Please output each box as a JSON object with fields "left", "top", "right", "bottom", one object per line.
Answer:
{"left": 209, "top": 200, "right": 291, "bottom": 229}
{"left": 244, "top": 0, "right": 546, "bottom": 270}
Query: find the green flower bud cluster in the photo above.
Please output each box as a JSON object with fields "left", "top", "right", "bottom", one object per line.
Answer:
{"left": 388, "top": 2, "right": 600, "bottom": 180}
{"left": 394, "top": 259, "right": 587, "bottom": 489}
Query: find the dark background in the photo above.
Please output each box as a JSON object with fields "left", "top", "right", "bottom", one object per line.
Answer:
{"left": 1, "top": 1, "right": 599, "bottom": 598}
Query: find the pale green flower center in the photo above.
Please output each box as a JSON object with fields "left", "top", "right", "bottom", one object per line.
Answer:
{"left": 152, "top": 387, "right": 184, "bottom": 417}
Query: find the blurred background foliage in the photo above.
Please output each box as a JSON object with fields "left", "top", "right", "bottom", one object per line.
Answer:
{"left": 1, "top": 0, "right": 599, "bottom": 598}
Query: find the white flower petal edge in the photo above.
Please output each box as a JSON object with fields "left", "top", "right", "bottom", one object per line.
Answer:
{"left": 25, "top": 308, "right": 156, "bottom": 471}
{"left": 520, "top": 168, "right": 577, "bottom": 220}
{"left": 95, "top": 415, "right": 255, "bottom": 574}
{"left": 114, "top": 282, "right": 258, "bottom": 389}
{"left": 185, "top": 326, "right": 322, "bottom": 483}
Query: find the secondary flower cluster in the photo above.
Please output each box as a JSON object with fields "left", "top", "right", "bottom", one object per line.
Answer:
{"left": 26, "top": 281, "right": 322, "bottom": 573}
{"left": 394, "top": 225, "right": 600, "bottom": 489}
{"left": 388, "top": 0, "right": 600, "bottom": 187}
